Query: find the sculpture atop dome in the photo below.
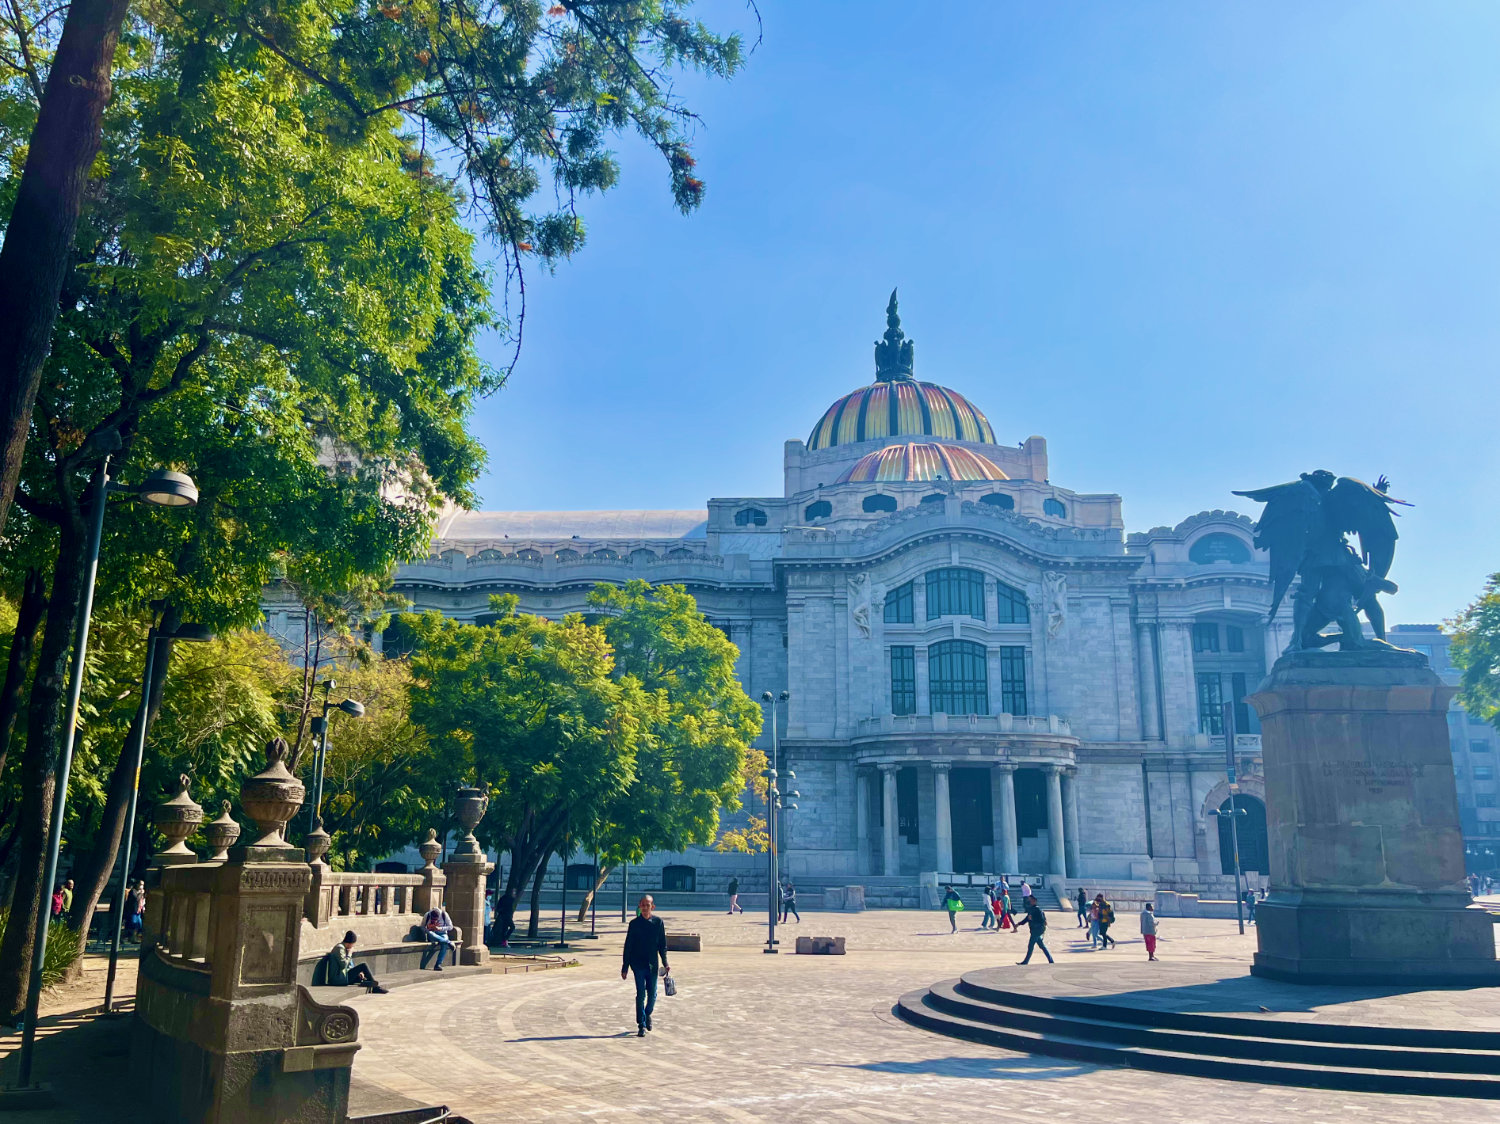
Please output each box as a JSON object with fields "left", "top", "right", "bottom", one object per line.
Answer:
{"left": 874, "top": 289, "right": 915, "bottom": 381}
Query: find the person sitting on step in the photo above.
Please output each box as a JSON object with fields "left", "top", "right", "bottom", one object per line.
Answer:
{"left": 326, "top": 931, "right": 388, "bottom": 992}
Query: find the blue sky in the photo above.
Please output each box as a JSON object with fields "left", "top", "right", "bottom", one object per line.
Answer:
{"left": 466, "top": 2, "right": 1500, "bottom": 626}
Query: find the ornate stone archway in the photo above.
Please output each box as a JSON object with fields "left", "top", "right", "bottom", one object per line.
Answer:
{"left": 1198, "top": 774, "right": 1267, "bottom": 878}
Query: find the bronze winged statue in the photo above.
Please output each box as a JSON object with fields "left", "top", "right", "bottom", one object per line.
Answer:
{"left": 1232, "top": 470, "right": 1411, "bottom": 653}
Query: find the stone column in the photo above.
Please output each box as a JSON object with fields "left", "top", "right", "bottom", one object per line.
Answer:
{"left": 1043, "top": 764, "right": 1066, "bottom": 879}
{"left": 412, "top": 829, "right": 447, "bottom": 916}
{"left": 855, "top": 769, "right": 872, "bottom": 875}
{"left": 1136, "top": 624, "right": 1162, "bottom": 741}
{"left": 880, "top": 764, "right": 900, "bottom": 876}
{"left": 1061, "top": 768, "right": 1081, "bottom": 879}
{"left": 932, "top": 763, "right": 953, "bottom": 873}
{"left": 992, "top": 765, "right": 1019, "bottom": 875}
{"left": 442, "top": 787, "right": 492, "bottom": 965}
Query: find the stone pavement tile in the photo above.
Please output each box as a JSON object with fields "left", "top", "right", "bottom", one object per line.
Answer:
{"left": 347, "top": 909, "right": 1500, "bottom": 1122}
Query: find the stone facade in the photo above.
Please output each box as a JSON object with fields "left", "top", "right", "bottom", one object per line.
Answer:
{"left": 260, "top": 304, "right": 1313, "bottom": 900}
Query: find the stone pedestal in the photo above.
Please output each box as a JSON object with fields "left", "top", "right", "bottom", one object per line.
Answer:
{"left": 1248, "top": 650, "right": 1500, "bottom": 985}
{"left": 442, "top": 859, "right": 491, "bottom": 966}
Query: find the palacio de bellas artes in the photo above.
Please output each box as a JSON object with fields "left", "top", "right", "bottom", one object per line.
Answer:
{"left": 266, "top": 293, "right": 1285, "bottom": 910}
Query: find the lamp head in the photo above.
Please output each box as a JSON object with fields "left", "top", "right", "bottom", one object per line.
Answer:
{"left": 136, "top": 469, "right": 198, "bottom": 508}
{"left": 778, "top": 690, "right": 789, "bottom": 702}
{"left": 761, "top": 691, "right": 773, "bottom": 703}
{"left": 337, "top": 699, "right": 365, "bottom": 718}
{"left": 168, "top": 622, "right": 214, "bottom": 644}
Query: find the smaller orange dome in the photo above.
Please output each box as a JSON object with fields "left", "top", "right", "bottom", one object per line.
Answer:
{"left": 836, "top": 443, "right": 1009, "bottom": 484}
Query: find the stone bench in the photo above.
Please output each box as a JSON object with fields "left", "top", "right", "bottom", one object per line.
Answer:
{"left": 794, "top": 936, "right": 846, "bottom": 955}
{"left": 299, "top": 927, "right": 464, "bottom": 985}
{"left": 665, "top": 932, "right": 701, "bottom": 952}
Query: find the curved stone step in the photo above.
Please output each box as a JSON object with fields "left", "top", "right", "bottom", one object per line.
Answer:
{"left": 895, "top": 985, "right": 1500, "bottom": 1099}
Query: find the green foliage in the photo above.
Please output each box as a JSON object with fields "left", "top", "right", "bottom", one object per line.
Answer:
{"left": 585, "top": 581, "right": 762, "bottom": 863}
{"left": 0, "top": 911, "right": 81, "bottom": 991}
{"left": 1450, "top": 573, "right": 1500, "bottom": 731}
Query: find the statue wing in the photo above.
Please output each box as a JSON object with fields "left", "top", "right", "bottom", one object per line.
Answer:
{"left": 1231, "top": 479, "right": 1320, "bottom": 619}
{"left": 1323, "top": 476, "right": 1409, "bottom": 582}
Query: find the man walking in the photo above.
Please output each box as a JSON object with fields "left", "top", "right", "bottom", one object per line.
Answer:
{"left": 622, "top": 895, "right": 670, "bottom": 1036}
{"left": 727, "top": 876, "right": 743, "bottom": 914}
{"left": 780, "top": 879, "right": 800, "bottom": 923}
{"left": 1075, "top": 887, "right": 1087, "bottom": 927}
{"left": 980, "top": 882, "right": 997, "bottom": 931}
{"left": 1012, "top": 897, "right": 1054, "bottom": 965}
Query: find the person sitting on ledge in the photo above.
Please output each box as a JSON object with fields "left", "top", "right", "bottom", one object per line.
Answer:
{"left": 421, "top": 904, "right": 458, "bottom": 970}
{"left": 326, "top": 931, "right": 388, "bottom": 993}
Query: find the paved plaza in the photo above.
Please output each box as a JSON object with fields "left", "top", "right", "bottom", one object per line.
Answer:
{"left": 345, "top": 906, "right": 1500, "bottom": 1123}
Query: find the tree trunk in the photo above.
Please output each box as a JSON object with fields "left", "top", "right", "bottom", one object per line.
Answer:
{"left": 68, "top": 606, "right": 178, "bottom": 939}
{"left": 0, "top": 515, "right": 87, "bottom": 1020}
{"left": 526, "top": 861, "right": 545, "bottom": 939}
{"left": 0, "top": 570, "right": 47, "bottom": 785}
{"left": 574, "top": 864, "right": 612, "bottom": 923}
{"left": 0, "top": 0, "right": 133, "bottom": 536}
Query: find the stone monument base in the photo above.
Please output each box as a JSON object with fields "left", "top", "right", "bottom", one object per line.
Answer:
{"left": 1249, "top": 649, "right": 1500, "bottom": 986}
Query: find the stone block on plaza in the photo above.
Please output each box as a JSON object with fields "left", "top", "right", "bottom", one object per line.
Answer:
{"left": 794, "top": 935, "right": 846, "bottom": 954}
{"left": 1249, "top": 650, "right": 1500, "bottom": 985}
{"left": 665, "top": 931, "right": 702, "bottom": 952}
{"left": 842, "top": 885, "right": 866, "bottom": 911}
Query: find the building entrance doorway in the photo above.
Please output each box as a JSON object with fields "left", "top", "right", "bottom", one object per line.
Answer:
{"left": 949, "top": 768, "right": 994, "bottom": 872}
{"left": 1218, "top": 794, "right": 1268, "bottom": 875}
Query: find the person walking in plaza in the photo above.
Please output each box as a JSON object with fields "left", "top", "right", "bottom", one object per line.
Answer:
{"left": 1094, "top": 894, "right": 1117, "bottom": 949}
{"left": 1075, "top": 887, "right": 1087, "bottom": 928}
{"left": 60, "top": 879, "right": 74, "bottom": 916}
{"left": 1012, "top": 897, "right": 1054, "bottom": 964}
{"left": 727, "top": 876, "right": 743, "bottom": 914}
{"left": 997, "top": 883, "right": 1014, "bottom": 931}
{"left": 125, "top": 881, "right": 146, "bottom": 942}
{"left": 1140, "top": 902, "right": 1159, "bottom": 961}
{"left": 1019, "top": 879, "right": 1032, "bottom": 903}
{"left": 50, "top": 884, "right": 64, "bottom": 920}
{"left": 1243, "top": 889, "right": 1257, "bottom": 925}
{"left": 621, "top": 895, "right": 670, "bottom": 1036}
{"left": 980, "top": 882, "right": 997, "bottom": 931}
{"left": 421, "top": 903, "right": 457, "bottom": 970}
{"left": 326, "top": 932, "right": 388, "bottom": 993}
{"left": 780, "top": 879, "right": 800, "bottom": 923}
{"left": 1087, "top": 898, "right": 1101, "bottom": 949}
{"left": 942, "top": 885, "right": 965, "bottom": 933}
{"left": 494, "top": 889, "right": 517, "bottom": 948}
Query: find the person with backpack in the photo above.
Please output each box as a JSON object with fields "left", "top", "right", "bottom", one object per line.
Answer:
{"left": 1012, "top": 897, "right": 1054, "bottom": 964}
{"left": 1094, "top": 894, "right": 1117, "bottom": 949}
{"left": 980, "top": 881, "right": 997, "bottom": 931}
{"left": 1087, "top": 897, "right": 1102, "bottom": 949}
{"left": 780, "top": 879, "right": 800, "bottom": 923}
{"left": 942, "top": 885, "right": 965, "bottom": 933}
{"left": 421, "top": 904, "right": 457, "bottom": 970}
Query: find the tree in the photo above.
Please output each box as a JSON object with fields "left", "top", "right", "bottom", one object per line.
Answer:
{"left": 1451, "top": 573, "right": 1500, "bottom": 730}
{"left": 0, "top": 0, "right": 752, "bottom": 536}
{"left": 572, "top": 580, "right": 761, "bottom": 919}
{"left": 407, "top": 596, "right": 642, "bottom": 937}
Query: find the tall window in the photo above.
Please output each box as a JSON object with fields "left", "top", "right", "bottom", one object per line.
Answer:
{"left": 734, "top": 507, "right": 768, "bottom": 526}
{"left": 996, "top": 581, "right": 1029, "bottom": 624}
{"left": 999, "top": 646, "right": 1028, "bottom": 715}
{"left": 1472, "top": 740, "right": 1492, "bottom": 754}
{"left": 804, "top": 499, "right": 832, "bottom": 521}
{"left": 929, "top": 640, "right": 989, "bottom": 715}
{"left": 1231, "top": 672, "right": 1250, "bottom": 736}
{"left": 1197, "top": 673, "right": 1224, "bottom": 734}
{"left": 890, "top": 646, "right": 916, "bottom": 715}
{"left": 1192, "top": 622, "right": 1220, "bottom": 653}
{"left": 884, "top": 581, "right": 914, "bottom": 624}
{"left": 926, "top": 568, "right": 985, "bottom": 621}
{"left": 1226, "top": 625, "right": 1245, "bottom": 653}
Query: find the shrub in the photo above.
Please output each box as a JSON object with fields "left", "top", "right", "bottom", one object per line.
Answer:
{"left": 0, "top": 909, "right": 84, "bottom": 990}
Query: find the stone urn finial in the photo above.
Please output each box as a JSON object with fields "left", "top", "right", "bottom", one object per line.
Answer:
{"left": 205, "top": 800, "right": 241, "bottom": 861}
{"left": 418, "top": 827, "right": 442, "bottom": 869}
{"left": 154, "top": 774, "right": 204, "bottom": 860}
{"left": 238, "top": 736, "right": 306, "bottom": 851}
{"left": 305, "top": 817, "right": 332, "bottom": 867}
{"left": 450, "top": 786, "right": 489, "bottom": 862}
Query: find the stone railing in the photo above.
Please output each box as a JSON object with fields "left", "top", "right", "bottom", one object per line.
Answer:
{"left": 856, "top": 713, "right": 1073, "bottom": 738}
{"left": 152, "top": 862, "right": 217, "bottom": 971}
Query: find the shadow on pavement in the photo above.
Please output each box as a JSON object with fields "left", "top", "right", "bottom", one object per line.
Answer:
{"left": 838, "top": 1055, "right": 1096, "bottom": 1081}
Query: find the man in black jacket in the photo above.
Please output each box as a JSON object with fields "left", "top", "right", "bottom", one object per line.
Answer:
{"left": 1012, "top": 897, "right": 1054, "bottom": 965}
{"left": 621, "top": 895, "right": 670, "bottom": 1036}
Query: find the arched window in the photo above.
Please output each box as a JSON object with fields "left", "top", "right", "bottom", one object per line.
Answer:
{"left": 804, "top": 499, "right": 832, "bottom": 521}
{"left": 920, "top": 493, "right": 945, "bottom": 505}
{"left": 884, "top": 580, "right": 914, "bottom": 624}
{"left": 662, "top": 864, "right": 696, "bottom": 892}
{"left": 862, "top": 494, "right": 897, "bottom": 514}
{"left": 979, "top": 492, "right": 1015, "bottom": 510}
{"left": 926, "top": 568, "right": 985, "bottom": 621}
{"left": 440, "top": 549, "right": 466, "bottom": 564}
{"left": 476, "top": 549, "right": 504, "bottom": 561}
{"left": 1217, "top": 795, "right": 1268, "bottom": 875}
{"left": 629, "top": 548, "right": 657, "bottom": 563}
{"left": 928, "top": 640, "right": 989, "bottom": 715}
{"left": 734, "top": 507, "right": 768, "bottom": 527}
{"left": 996, "top": 581, "right": 1029, "bottom": 625}
{"left": 1189, "top": 532, "right": 1252, "bottom": 565}
{"left": 589, "top": 549, "right": 619, "bottom": 561}
{"left": 1043, "top": 498, "right": 1067, "bottom": 518}
{"left": 554, "top": 548, "right": 579, "bottom": 562}
{"left": 516, "top": 549, "right": 542, "bottom": 562}
{"left": 666, "top": 547, "right": 695, "bottom": 559}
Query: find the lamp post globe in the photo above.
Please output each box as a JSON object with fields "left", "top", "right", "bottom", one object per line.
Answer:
{"left": 136, "top": 468, "right": 199, "bottom": 507}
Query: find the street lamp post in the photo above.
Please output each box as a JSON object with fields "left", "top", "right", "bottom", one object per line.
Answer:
{"left": 760, "top": 690, "right": 793, "bottom": 954}
{"left": 304, "top": 683, "right": 364, "bottom": 834}
{"left": 17, "top": 465, "right": 199, "bottom": 1086}
{"left": 1214, "top": 701, "right": 1249, "bottom": 935}
{"left": 101, "top": 617, "right": 213, "bottom": 1013}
